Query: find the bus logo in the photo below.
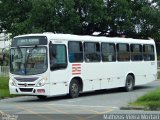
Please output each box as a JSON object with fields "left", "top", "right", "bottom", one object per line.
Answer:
{"left": 24, "top": 83, "right": 28, "bottom": 87}
{"left": 72, "top": 64, "right": 81, "bottom": 75}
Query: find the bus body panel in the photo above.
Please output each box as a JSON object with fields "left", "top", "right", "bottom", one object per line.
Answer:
{"left": 49, "top": 69, "right": 69, "bottom": 96}
{"left": 9, "top": 33, "right": 157, "bottom": 97}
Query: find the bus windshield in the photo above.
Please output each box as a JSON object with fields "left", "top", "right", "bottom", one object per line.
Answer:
{"left": 10, "top": 46, "right": 47, "bottom": 75}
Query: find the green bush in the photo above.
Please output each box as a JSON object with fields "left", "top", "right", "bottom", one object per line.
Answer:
{"left": 157, "top": 55, "right": 160, "bottom": 61}
{"left": 0, "top": 76, "right": 11, "bottom": 99}
{"left": 0, "top": 76, "right": 9, "bottom": 89}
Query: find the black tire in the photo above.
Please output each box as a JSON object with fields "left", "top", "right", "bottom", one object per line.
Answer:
{"left": 125, "top": 75, "right": 135, "bottom": 92}
{"left": 37, "top": 95, "right": 47, "bottom": 100}
{"left": 69, "top": 79, "right": 80, "bottom": 98}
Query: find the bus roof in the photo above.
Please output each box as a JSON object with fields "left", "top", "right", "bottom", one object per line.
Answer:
{"left": 14, "top": 33, "right": 155, "bottom": 44}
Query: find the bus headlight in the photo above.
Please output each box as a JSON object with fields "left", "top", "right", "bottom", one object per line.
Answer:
{"left": 36, "top": 79, "right": 46, "bottom": 87}
{"left": 10, "top": 79, "right": 17, "bottom": 86}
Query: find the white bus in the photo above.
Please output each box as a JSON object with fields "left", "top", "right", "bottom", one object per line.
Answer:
{"left": 9, "top": 33, "right": 157, "bottom": 99}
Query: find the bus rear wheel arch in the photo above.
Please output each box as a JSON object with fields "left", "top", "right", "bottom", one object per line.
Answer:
{"left": 125, "top": 74, "right": 135, "bottom": 92}
{"left": 69, "top": 78, "right": 83, "bottom": 98}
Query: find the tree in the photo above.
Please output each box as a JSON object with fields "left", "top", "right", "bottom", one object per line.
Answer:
{"left": 0, "top": 0, "right": 32, "bottom": 36}
{"left": 128, "top": 0, "right": 160, "bottom": 39}
{"left": 73, "top": 0, "right": 107, "bottom": 35}
{"left": 103, "top": 0, "right": 134, "bottom": 37}
{"left": 0, "top": 0, "right": 160, "bottom": 41}
{"left": 15, "top": 0, "right": 81, "bottom": 34}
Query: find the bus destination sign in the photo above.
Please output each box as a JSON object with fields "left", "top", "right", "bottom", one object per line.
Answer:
{"left": 17, "top": 38, "right": 39, "bottom": 46}
{"left": 11, "top": 36, "right": 47, "bottom": 47}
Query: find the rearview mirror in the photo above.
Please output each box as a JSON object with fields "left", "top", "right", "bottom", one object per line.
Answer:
{"left": 49, "top": 41, "right": 56, "bottom": 57}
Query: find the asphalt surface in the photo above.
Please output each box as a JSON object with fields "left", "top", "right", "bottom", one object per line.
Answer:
{"left": 0, "top": 80, "right": 160, "bottom": 120}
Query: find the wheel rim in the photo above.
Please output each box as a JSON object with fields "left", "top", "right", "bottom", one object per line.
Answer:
{"left": 71, "top": 83, "right": 79, "bottom": 96}
{"left": 127, "top": 77, "right": 133, "bottom": 89}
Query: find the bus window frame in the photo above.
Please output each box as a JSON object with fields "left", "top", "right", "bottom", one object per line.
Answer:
{"left": 143, "top": 44, "right": 155, "bottom": 61}
{"left": 84, "top": 42, "right": 101, "bottom": 62}
{"left": 49, "top": 43, "right": 68, "bottom": 71}
{"left": 116, "top": 43, "right": 130, "bottom": 62}
{"left": 130, "top": 44, "right": 143, "bottom": 61}
{"left": 101, "top": 42, "right": 116, "bottom": 62}
{"left": 68, "top": 41, "right": 84, "bottom": 63}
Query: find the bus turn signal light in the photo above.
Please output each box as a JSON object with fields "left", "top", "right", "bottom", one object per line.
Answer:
{"left": 37, "top": 89, "right": 45, "bottom": 93}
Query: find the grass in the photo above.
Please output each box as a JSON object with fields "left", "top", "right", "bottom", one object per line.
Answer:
{"left": 130, "top": 71, "right": 160, "bottom": 109}
{"left": 130, "top": 87, "right": 160, "bottom": 109}
{"left": 0, "top": 76, "right": 16, "bottom": 99}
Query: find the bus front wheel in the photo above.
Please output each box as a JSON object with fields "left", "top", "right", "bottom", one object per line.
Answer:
{"left": 69, "top": 79, "right": 80, "bottom": 98}
{"left": 125, "top": 75, "right": 134, "bottom": 92}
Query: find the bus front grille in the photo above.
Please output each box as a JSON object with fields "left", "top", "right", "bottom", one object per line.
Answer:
{"left": 19, "top": 88, "right": 33, "bottom": 92}
{"left": 18, "top": 84, "right": 35, "bottom": 87}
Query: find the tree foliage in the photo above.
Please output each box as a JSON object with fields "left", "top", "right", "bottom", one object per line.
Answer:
{"left": 0, "top": 0, "right": 160, "bottom": 40}
{"left": 0, "top": 0, "right": 32, "bottom": 36}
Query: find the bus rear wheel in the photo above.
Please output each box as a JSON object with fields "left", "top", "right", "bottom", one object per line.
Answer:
{"left": 69, "top": 79, "right": 80, "bottom": 98}
{"left": 125, "top": 75, "right": 134, "bottom": 92}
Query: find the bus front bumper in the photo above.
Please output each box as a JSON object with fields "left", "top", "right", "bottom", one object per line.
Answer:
{"left": 9, "top": 84, "right": 50, "bottom": 96}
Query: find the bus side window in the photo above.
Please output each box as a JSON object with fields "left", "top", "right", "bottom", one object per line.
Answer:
{"left": 84, "top": 42, "right": 101, "bottom": 62}
{"left": 143, "top": 44, "right": 155, "bottom": 61}
{"left": 68, "top": 41, "right": 83, "bottom": 63}
{"left": 101, "top": 43, "right": 116, "bottom": 62}
{"left": 50, "top": 44, "right": 67, "bottom": 70}
{"left": 117, "top": 43, "right": 130, "bottom": 61}
{"left": 131, "top": 44, "right": 143, "bottom": 61}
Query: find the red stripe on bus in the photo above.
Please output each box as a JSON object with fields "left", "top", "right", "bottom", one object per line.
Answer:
{"left": 72, "top": 70, "right": 81, "bottom": 72}
{"left": 72, "top": 73, "right": 81, "bottom": 75}
{"left": 72, "top": 64, "right": 81, "bottom": 66}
